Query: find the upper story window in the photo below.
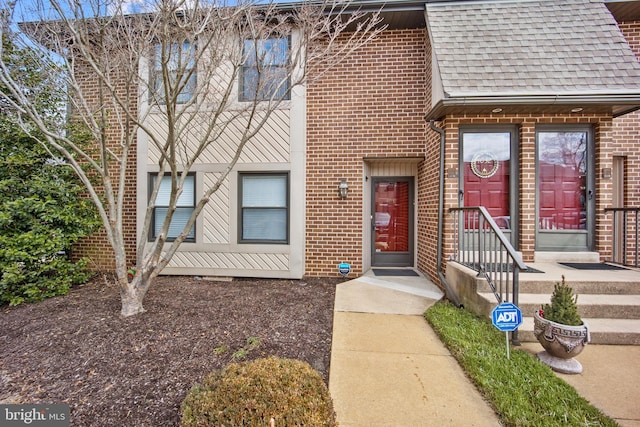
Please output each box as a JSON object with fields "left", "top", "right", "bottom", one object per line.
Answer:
{"left": 240, "top": 37, "right": 290, "bottom": 102}
{"left": 150, "top": 173, "right": 195, "bottom": 241}
{"left": 151, "top": 42, "right": 196, "bottom": 104}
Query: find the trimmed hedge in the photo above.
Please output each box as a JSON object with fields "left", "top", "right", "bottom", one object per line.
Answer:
{"left": 180, "top": 357, "right": 337, "bottom": 426}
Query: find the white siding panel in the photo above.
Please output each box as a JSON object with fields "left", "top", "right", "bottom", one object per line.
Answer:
{"left": 147, "top": 110, "right": 290, "bottom": 165}
{"left": 369, "top": 161, "right": 419, "bottom": 177}
{"left": 202, "top": 173, "right": 230, "bottom": 244}
{"left": 167, "top": 251, "right": 289, "bottom": 271}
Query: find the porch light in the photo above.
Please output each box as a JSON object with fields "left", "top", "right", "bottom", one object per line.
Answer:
{"left": 338, "top": 179, "right": 349, "bottom": 199}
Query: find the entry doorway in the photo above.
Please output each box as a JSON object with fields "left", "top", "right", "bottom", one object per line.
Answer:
{"left": 536, "top": 127, "right": 595, "bottom": 251}
{"left": 371, "top": 177, "right": 414, "bottom": 267}
{"left": 459, "top": 127, "right": 518, "bottom": 245}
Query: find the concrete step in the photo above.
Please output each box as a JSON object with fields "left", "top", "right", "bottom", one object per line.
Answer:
{"left": 479, "top": 279, "right": 640, "bottom": 295}
{"left": 517, "top": 316, "right": 640, "bottom": 345}
{"left": 479, "top": 292, "right": 640, "bottom": 319}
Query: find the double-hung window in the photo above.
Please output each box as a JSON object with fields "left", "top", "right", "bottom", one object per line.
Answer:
{"left": 151, "top": 174, "right": 195, "bottom": 241}
{"left": 151, "top": 42, "right": 196, "bottom": 104}
{"left": 240, "top": 37, "right": 290, "bottom": 101}
{"left": 239, "top": 173, "right": 288, "bottom": 243}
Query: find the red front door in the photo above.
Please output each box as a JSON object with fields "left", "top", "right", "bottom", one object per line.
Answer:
{"left": 372, "top": 177, "right": 414, "bottom": 266}
{"left": 536, "top": 129, "right": 593, "bottom": 251}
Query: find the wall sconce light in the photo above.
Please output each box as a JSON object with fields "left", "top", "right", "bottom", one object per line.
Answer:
{"left": 602, "top": 168, "right": 612, "bottom": 179}
{"left": 338, "top": 179, "right": 349, "bottom": 199}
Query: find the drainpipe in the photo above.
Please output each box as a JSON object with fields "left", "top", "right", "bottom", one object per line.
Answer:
{"left": 429, "top": 119, "right": 461, "bottom": 307}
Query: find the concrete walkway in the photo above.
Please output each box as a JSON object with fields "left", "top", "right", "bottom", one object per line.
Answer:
{"left": 328, "top": 270, "right": 501, "bottom": 426}
{"left": 328, "top": 269, "right": 640, "bottom": 427}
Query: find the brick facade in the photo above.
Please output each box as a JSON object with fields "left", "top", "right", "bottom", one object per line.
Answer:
{"left": 73, "top": 12, "right": 640, "bottom": 282}
{"left": 611, "top": 20, "right": 640, "bottom": 265}
{"left": 306, "top": 29, "right": 430, "bottom": 277}
{"left": 614, "top": 21, "right": 640, "bottom": 207}
{"left": 436, "top": 114, "right": 614, "bottom": 265}
{"left": 70, "top": 65, "right": 138, "bottom": 271}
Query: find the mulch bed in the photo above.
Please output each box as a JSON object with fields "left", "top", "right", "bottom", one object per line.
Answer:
{"left": 0, "top": 275, "right": 343, "bottom": 426}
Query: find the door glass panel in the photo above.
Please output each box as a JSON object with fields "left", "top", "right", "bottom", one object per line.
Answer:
{"left": 462, "top": 132, "right": 511, "bottom": 229}
{"left": 538, "top": 131, "right": 587, "bottom": 230}
{"left": 374, "top": 181, "right": 409, "bottom": 252}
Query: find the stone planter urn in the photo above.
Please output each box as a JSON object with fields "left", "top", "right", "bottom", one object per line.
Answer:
{"left": 533, "top": 311, "right": 590, "bottom": 374}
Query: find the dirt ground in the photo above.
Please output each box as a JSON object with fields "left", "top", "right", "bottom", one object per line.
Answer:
{"left": 0, "top": 275, "right": 343, "bottom": 426}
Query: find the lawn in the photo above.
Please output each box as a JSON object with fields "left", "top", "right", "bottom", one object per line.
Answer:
{"left": 425, "top": 301, "right": 619, "bottom": 427}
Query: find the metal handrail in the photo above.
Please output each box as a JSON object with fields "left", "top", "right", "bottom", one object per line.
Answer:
{"left": 449, "top": 206, "right": 527, "bottom": 344}
{"left": 604, "top": 207, "right": 640, "bottom": 268}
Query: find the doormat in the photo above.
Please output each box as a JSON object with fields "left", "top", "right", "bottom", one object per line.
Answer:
{"left": 466, "top": 262, "right": 544, "bottom": 274}
{"left": 372, "top": 269, "right": 420, "bottom": 277}
{"left": 559, "top": 262, "right": 627, "bottom": 271}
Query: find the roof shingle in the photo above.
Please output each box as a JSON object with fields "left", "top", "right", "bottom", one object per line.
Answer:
{"left": 426, "top": 0, "right": 640, "bottom": 97}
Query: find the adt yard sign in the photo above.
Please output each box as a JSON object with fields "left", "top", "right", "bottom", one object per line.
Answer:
{"left": 491, "top": 302, "right": 522, "bottom": 332}
{"left": 338, "top": 263, "right": 351, "bottom": 277}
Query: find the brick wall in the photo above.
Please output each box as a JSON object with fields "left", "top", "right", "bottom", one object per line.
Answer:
{"left": 70, "top": 64, "right": 138, "bottom": 271}
{"left": 306, "top": 29, "right": 430, "bottom": 277}
{"left": 611, "top": 20, "right": 640, "bottom": 264}
{"left": 439, "top": 113, "right": 613, "bottom": 263}
{"left": 614, "top": 21, "right": 640, "bottom": 209}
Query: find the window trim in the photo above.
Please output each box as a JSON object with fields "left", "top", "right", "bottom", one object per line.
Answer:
{"left": 149, "top": 172, "right": 196, "bottom": 242}
{"left": 238, "top": 172, "right": 290, "bottom": 244}
{"left": 239, "top": 36, "right": 291, "bottom": 102}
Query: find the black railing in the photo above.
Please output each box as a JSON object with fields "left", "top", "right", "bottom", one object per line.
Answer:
{"left": 449, "top": 206, "right": 527, "bottom": 344}
{"left": 604, "top": 207, "right": 640, "bottom": 268}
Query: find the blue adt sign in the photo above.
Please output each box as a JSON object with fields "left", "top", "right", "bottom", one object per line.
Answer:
{"left": 338, "top": 263, "right": 351, "bottom": 277}
{"left": 491, "top": 302, "right": 522, "bottom": 332}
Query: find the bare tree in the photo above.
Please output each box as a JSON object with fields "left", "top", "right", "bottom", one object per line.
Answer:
{"left": 0, "top": 0, "right": 383, "bottom": 316}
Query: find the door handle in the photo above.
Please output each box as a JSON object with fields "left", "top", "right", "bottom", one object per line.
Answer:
{"left": 588, "top": 190, "right": 593, "bottom": 200}
{"left": 459, "top": 189, "right": 464, "bottom": 202}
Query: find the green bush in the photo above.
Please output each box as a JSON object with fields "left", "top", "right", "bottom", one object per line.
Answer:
{"left": 180, "top": 357, "right": 337, "bottom": 427}
{"left": 542, "top": 275, "right": 582, "bottom": 326}
{"left": 0, "top": 36, "right": 100, "bottom": 306}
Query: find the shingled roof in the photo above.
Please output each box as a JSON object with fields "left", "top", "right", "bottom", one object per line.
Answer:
{"left": 425, "top": 0, "right": 640, "bottom": 118}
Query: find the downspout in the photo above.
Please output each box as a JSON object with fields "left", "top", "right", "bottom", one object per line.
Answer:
{"left": 429, "top": 119, "right": 461, "bottom": 307}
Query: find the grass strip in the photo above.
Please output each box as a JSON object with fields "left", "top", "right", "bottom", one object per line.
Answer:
{"left": 424, "top": 301, "right": 619, "bottom": 427}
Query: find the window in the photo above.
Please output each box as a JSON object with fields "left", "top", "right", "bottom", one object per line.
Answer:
{"left": 239, "top": 173, "right": 288, "bottom": 243}
{"left": 151, "top": 42, "right": 196, "bottom": 104}
{"left": 151, "top": 174, "right": 195, "bottom": 241}
{"left": 240, "top": 37, "right": 290, "bottom": 101}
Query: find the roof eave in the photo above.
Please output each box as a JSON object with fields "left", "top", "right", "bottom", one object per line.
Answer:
{"left": 425, "top": 93, "right": 640, "bottom": 121}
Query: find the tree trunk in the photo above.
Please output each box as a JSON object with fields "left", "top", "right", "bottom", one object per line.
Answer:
{"left": 119, "top": 278, "right": 146, "bottom": 317}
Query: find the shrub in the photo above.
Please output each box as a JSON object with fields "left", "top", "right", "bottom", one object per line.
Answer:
{"left": 541, "top": 275, "right": 582, "bottom": 326}
{"left": 0, "top": 129, "right": 100, "bottom": 306}
{"left": 180, "top": 357, "right": 337, "bottom": 427}
{"left": 0, "top": 36, "right": 100, "bottom": 306}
